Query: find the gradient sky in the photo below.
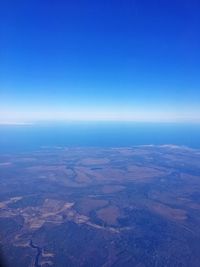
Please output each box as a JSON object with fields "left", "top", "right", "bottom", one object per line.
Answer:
{"left": 1, "top": 0, "right": 200, "bottom": 123}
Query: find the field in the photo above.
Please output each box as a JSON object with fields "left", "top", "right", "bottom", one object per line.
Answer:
{"left": 0, "top": 145, "right": 200, "bottom": 266}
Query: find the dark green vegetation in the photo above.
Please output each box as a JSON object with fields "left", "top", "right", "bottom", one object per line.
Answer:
{"left": 0, "top": 145, "right": 200, "bottom": 267}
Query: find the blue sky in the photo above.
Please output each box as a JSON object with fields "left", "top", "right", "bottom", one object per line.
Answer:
{"left": 1, "top": 0, "right": 200, "bottom": 123}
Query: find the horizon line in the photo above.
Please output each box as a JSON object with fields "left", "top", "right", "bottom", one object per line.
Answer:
{"left": 1, "top": 120, "right": 200, "bottom": 126}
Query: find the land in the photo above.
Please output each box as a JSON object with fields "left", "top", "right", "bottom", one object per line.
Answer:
{"left": 0, "top": 145, "right": 200, "bottom": 266}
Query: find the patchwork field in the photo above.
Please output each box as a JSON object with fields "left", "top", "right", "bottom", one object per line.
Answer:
{"left": 0, "top": 145, "right": 200, "bottom": 267}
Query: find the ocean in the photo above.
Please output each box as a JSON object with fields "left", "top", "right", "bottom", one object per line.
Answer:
{"left": 0, "top": 122, "right": 200, "bottom": 153}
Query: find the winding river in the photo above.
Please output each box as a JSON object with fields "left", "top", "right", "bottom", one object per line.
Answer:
{"left": 29, "top": 240, "right": 42, "bottom": 267}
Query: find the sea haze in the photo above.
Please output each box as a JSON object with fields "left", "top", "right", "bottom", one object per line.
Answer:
{"left": 0, "top": 122, "right": 200, "bottom": 153}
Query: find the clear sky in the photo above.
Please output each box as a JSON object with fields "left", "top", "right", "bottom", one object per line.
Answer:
{"left": 1, "top": 0, "right": 200, "bottom": 123}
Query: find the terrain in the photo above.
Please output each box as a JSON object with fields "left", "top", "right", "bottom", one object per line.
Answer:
{"left": 0, "top": 145, "right": 200, "bottom": 266}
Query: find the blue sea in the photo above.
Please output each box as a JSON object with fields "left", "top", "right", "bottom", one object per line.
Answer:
{"left": 0, "top": 122, "right": 200, "bottom": 153}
